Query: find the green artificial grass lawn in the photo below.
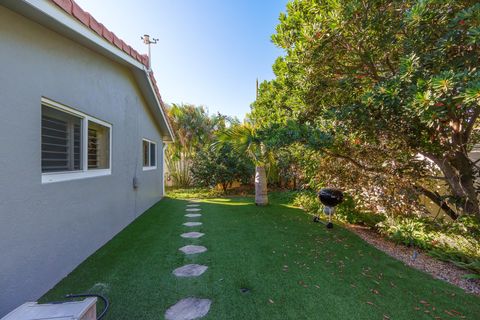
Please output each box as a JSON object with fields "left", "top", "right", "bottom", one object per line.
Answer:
{"left": 40, "top": 194, "right": 480, "bottom": 319}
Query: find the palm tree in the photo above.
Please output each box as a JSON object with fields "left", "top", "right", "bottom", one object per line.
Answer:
{"left": 166, "top": 104, "right": 219, "bottom": 187}
{"left": 216, "top": 123, "right": 269, "bottom": 205}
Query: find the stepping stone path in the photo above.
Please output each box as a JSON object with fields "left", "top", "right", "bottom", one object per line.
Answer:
{"left": 183, "top": 222, "right": 202, "bottom": 227}
{"left": 179, "top": 245, "right": 208, "bottom": 254}
{"left": 173, "top": 264, "right": 208, "bottom": 277}
{"left": 165, "top": 298, "right": 212, "bottom": 320}
{"left": 185, "top": 213, "right": 202, "bottom": 218}
{"left": 165, "top": 201, "right": 211, "bottom": 319}
{"left": 181, "top": 232, "right": 205, "bottom": 239}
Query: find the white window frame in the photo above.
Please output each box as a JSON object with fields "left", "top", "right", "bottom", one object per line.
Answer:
{"left": 41, "top": 97, "right": 112, "bottom": 184}
{"left": 142, "top": 138, "right": 157, "bottom": 171}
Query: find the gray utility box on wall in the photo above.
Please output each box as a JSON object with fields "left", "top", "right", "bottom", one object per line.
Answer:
{"left": 1, "top": 298, "right": 97, "bottom": 320}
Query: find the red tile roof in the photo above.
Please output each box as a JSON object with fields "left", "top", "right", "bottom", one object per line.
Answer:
{"left": 51, "top": 0, "right": 172, "bottom": 135}
{"left": 52, "top": 0, "right": 148, "bottom": 67}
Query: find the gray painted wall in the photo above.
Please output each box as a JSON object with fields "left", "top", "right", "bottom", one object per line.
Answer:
{"left": 0, "top": 6, "right": 165, "bottom": 316}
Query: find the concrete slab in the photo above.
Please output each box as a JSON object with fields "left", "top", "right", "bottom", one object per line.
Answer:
{"left": 185, "top": 214, "right": 202, "bottom": 218}
{"left": 183, "top": 222, "right": 202, "bottom": 227}
{"left": 173, "top": 264, "right": 208, "bottom": 277}
{"left": 179, "top": 245, "right": 207, "bottom": 254}
{"left": 181, "top": 232, "right": 205, "bottom": 239}
{"left": 164, "top": 298, "right": 211, "bottom": 320}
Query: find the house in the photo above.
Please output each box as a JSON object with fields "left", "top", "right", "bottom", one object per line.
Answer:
{"left": 0, "top": 0, "right": 174, "bottom": 316}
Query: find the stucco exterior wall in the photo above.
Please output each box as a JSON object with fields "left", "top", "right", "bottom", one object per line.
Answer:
{"left": 0, "top": 6, "right": 165, "bottom": 316}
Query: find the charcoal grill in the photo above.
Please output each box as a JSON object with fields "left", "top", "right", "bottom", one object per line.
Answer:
{"left": 314, "top": 188, "right": 344, "bottom": 228}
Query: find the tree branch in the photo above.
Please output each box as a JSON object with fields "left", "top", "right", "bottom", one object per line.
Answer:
{"left": 414, "top": 185, "right": 459, "bottom": 220}
{"left": 463, "top": 107, "right": 480, "bottom": 143}
{"left": 320, "top": 148, "right": 382, "bottom": 173}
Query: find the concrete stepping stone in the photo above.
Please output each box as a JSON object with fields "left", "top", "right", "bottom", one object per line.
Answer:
{"left": 188, "top": 199, "right": 200, "bottom": 203}
{"left": 181, "top": 232, "right": 205, "bottom": 239}
{"left": 186, "top": 204, "right": 200, "bottom": 208}
{"left": 173, "top": 264, "right": 208, "bottom": 277}
{"left": 165, "top": 298, "right": 211, "bottom": 320}
{"left": 179, "top": 245, "right": 207, "bottom": 254}
{"left": 186, "top": 208, "right": 201, "bottom": 212}
{"left": 185, "top": 213, "right": 202, "bottom": 218}
{"left": 183, "top": 222, "right": 202, "bottom": 227}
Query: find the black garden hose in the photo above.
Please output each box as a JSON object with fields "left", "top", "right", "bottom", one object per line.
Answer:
{"left": 65, "top": 293, "right": 109, "bottom": 320}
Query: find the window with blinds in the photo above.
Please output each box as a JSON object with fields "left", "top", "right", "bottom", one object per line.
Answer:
{"left": 41, "top": 105, "right": 82, "bottom": 173}
{"left": 41, "top": 100, "right": 112, "bottom": 181}
{"left": 142, "top": 139, "right": 157, "bottom": 169}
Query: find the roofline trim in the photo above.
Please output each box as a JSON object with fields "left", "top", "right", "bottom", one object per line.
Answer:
{"left": 143, "top": 69, "right": 175, "bottom": 141}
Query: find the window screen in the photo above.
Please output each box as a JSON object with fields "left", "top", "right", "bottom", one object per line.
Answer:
{"left": 150, "top": 143, "right": 156, "bottom": 167}
{"left": 143, "top": 139, "right": 157, "bottom": 168}
{"left": 88, "top": 121, "right": 110, "bottom": 169}
{"left": 41, "top": 105, "right": 82, "bottom": 172}
{"left": 143, "top": 140, "right": 149, "bottom": 167}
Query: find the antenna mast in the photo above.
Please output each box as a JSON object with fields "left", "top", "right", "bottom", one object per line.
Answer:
{"left": 141, "top": 34, "right": 158, "bottom": 71}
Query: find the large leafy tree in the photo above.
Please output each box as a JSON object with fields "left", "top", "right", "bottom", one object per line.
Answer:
{"left": 252, "top": 0, "right": 480, "bottom": 219}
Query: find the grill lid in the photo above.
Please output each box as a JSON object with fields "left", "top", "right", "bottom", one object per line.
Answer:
{"left": 318, "top": 188, "right": 344, "bottom": 207}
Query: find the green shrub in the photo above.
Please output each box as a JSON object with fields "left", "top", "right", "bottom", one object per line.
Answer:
{"left": 377, "top": 215, "right": 480, "bottom": 273}
{"left": 335, "top": 195, "right": 385, "bottom": 228}
{"left": 292, "top": 191, "right": 385, "bottom": 228}
{"left": 292, "top": 190, "right": 321, "bottom": 214}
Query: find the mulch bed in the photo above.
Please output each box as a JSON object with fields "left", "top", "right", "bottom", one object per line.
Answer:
{"left": 347, "top": 224, "right": 480, "bottom": 296}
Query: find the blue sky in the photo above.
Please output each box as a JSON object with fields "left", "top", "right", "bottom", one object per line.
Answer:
{"left": 75, "top": 0, "right": 288, "bottom": 119}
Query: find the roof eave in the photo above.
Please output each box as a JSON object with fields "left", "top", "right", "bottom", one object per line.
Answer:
{"left": 2, "top": 0, "right": 174, "bottom": 142}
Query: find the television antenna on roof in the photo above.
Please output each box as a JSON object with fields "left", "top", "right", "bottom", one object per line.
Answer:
{"left": 141, "top": 34, "right": 158, "bottom": 71}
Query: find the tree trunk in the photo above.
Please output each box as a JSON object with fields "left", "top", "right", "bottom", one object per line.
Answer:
{"left": 255, "top": 166, "right": 268, "bottom": 205}
{"left": 423, "top": 151, "right": 480, "bottom": 219}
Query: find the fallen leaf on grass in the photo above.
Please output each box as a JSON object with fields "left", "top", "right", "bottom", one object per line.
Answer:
{"left": 268, "top": 299, "right": 274, "bottom": 304}
{"left": 366, "top": 301, "right": 375, "bottom": 306}
{"left": 444, "top": 309, "right": 465, "bottom": 318}
{"left": 450, "top": 310, "right": 463, "bottom": 316}
{"left": 371, "top": 289, "right": 379, "bottom": 295}
{"left": 383, "top": 315, "right": 390, "bottom": 320}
